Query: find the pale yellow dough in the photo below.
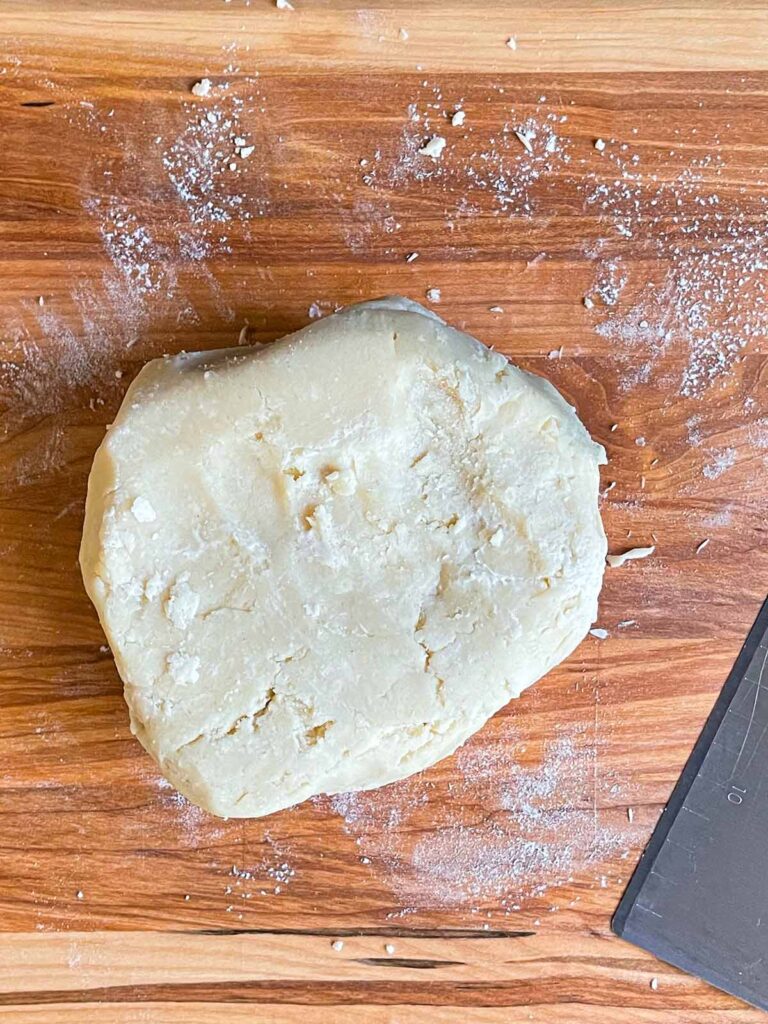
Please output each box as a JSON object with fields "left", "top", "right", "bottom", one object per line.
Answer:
{"left": 80, "top": 298, "right": 606, "bottom": 818}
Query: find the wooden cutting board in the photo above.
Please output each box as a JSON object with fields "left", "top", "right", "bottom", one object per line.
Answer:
{"left": 1, "top": 2, "right": 767, "bottom": 1020}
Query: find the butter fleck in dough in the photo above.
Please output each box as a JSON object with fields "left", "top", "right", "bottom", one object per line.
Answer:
{"left": 80, "top": 298, "right": 606, "bottom": 817}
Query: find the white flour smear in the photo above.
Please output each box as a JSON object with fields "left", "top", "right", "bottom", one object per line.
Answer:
{"left": 580, "top": 145, "right": 767, "bottom": 398}
{"left": 0, "top": 263, "right": 174, "bottom": 501}
{"left": 0, "top": 281, "right": 133, "bottom": 435}
{"left": 1, "top": 312, "right": 90, "bottom": 421}
{"left": 594, "top": 208, "right": 768, "bottom": 398}
{"left": 84, "top": 201, "right": 177, "bottom": 300}
{"left": 79, "top": 200, "right": 180, "bottom": 360}
{"left": 702, "top": 447, "right": 737, "bottom": 480}
{"left": 2, "top": 78, "right": 272, "bottom": 469}
{"left": 224, "top": 834, "right": 297, "bottom": 917}
{"left": 702, "top": 507, "right": 734, "bottom": 528}
{"left": 153, "top": 776, "right": 229, "bottom": 847}
{"left": 151, "top": 775, "right": 298, "bottom": 917}
{"left": 161, "top": 82, "right": 269, "bottom": 249}
{"left": 323, "top": 724, "right": 629, "bottom": 911}
{"left": 362, "top": 84, "right": 572, "bottom": 221}
{"left": 5, "top": 75, "right": 764, "bottom": 446}
{"left": 81, "top": 81, "right": 270, "bottom": 314}
{"left": 360, "top": 84, "right": 768, "bottom": 399}
{"left": 10, "top": 424, "right": 65, "bottom": 489}
{"left": 749, "top": 418, "right": 768, "bottom": 445}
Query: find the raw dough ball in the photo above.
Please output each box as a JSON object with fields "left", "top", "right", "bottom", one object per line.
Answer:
{"left": 80, "top": 298, "right": 606, "bottom": 817}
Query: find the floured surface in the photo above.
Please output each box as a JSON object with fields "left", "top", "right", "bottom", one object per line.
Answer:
{"left": 1, "top": 14, "right": 767, "bottom": 987}
{"left": 323, "top": 721, "right": 629, "bottom": 913}
{"left": 80, "top": 299, "right": 606, "bottom": 817}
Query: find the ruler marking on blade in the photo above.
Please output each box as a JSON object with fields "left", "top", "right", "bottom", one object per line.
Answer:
{"left": 634, "top": 903, "right": 664, "bottom": 920}
{"left": 648, "top": 867, "right": 679, "bottom": 885}
{"left": 732, "top": 644, "right": 768, "bottom": 776}
{"left": 681, "top": 805, "right": 710, "bottom": 822}
{"left": 664, "top": 837, "right": 698, "bottom": 857}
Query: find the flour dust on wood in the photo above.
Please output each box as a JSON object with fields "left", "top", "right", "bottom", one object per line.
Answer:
{"left": 323, "top": 722, "right": 631, "bottom": 915}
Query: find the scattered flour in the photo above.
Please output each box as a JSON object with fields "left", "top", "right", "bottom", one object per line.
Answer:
{"left": 153, "top": 778, "right": 221, "bottom": 845}
{"left": 2, "top": 74, "right": 278, "bottom": 463}
{"left": 3, "top": 67, "right": 764, "bottom": 927}
{"left": 66, "top": 940, "right": 83, "bottom": 970}
{"left": 686, "top": 414, "right": 704, "bottom": 447}
{"left": 0, "top": 278, "right": 137, "bottom": 438}
{"left": 162, "top": 97, "right": 250, "bottom": 227}
{"left": 158, "top": 80, "right": 270, "bottom": 261}
{"left": 581, "top": 141, "right": 768, "bottom": 396}
{"left": 702, "top": 447, "right": 736, "bottom": 480}
{"left": 152, "top": 778, "right": 300, "bottom": 919}
{"left": 357, "top": 84, "right": 768, "bottom": 399}
{"left": 225, "top": 834, "right": 297, "bottom": 915}
{"left": 359, "top": 84, "right": 572, "bottom": 222}
{"left": 592, "top": 258, "right": 628, "bottom": 308}
{"left": 747, "top": 418, "right": 768, "bottom": 449}
{"left": 323, "top": 723, "right": 628, "bottom": 911}
{"left": 702, "top": 507, "right": 734, "bottom": 527}
{"left": 84, "top": 201, "right": 176, "bottom": 299}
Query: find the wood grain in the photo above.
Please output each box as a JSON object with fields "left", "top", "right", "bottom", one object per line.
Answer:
{"left": 4, "top": 0, "right": 768, "bottom": 73}
{"left": 2, "top": 1, "right": 768, "bottom": 1020}
{"left": 2, "top": 1008, "right": 763, "bottom": 1024}
{"left": 0, "top": 930, "right": 765, "bottom": 1022}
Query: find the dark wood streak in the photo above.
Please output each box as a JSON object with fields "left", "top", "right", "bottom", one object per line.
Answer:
{"left": 354, "top": 958, "right": 466, "bottom": 970}
{"left": 0, "top": 979, "right": 742, "bottom": 1009}
{"left": 191, "top": 928, "right": 535, "bottom": 939}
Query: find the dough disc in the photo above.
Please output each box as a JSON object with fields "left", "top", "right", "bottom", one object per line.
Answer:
{"left": 81, "top": 298, "right": 606, "bottom": 817}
